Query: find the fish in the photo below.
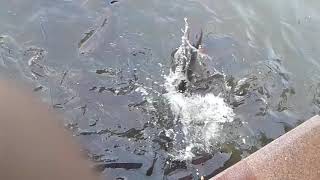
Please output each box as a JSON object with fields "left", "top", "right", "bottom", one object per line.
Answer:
{"left": 78, "top": 8, "right": 113, "bottom": 55}
{"left": 94, "top": 163, "right": 143, "bottom": 172}
{"left": 170, "top": 18, "right": 210, "bottom": 93}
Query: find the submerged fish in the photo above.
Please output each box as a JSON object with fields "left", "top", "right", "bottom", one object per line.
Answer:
{"left": 78, "top": 8, "right": 113, "bottom": 55}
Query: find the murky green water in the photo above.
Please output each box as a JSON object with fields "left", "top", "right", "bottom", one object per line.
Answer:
{"left": 1, "top": 0, "right": 320, "bottom": 179}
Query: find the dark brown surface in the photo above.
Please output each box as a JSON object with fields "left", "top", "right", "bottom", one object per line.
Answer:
{"left": 212, "top": 115, "right": 320, "bottom": 180}
{"left": 213, "top": 160, "right": 256, "bottom": 180}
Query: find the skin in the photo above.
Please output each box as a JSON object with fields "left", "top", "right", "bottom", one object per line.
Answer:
{"left": 0, "top": 79, "right": 99, "bottom": 180}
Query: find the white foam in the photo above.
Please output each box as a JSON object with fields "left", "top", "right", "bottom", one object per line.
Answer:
{"left": 164, "top": 82, "right": 235, "bottom": 159}
{"left": 135, "top": 87, "right": 149, "bottom": 96}
{"left": 163, "top": 18, "right": 235, "bottom": 159}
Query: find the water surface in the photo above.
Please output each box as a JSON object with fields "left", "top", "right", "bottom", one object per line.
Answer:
{"left": 1, "top": 0, "right": 320, "bottom": 179}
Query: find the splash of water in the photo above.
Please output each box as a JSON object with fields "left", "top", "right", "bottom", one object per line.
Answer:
{"left": 164, "top": 18, "right": 235, "bottom": 159}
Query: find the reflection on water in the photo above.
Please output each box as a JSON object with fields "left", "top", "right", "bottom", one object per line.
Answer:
{"left": 1, "top": 0, "right": 320, "bottom": 179}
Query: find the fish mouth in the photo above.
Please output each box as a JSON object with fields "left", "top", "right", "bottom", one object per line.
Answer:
{"left": 177, "top": 80, "right": 187, "bottom": 93}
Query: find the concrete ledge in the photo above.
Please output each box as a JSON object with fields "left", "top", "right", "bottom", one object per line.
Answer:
{"left": 212, "top": 115, "right": 320, "bottom": 180}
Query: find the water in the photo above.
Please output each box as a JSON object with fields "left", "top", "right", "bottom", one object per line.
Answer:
{"left": 163, "top": 19, "right": 235, "bottom": 160}
{"left": 1, "top": 0, "right": 320, "bottom": 179}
